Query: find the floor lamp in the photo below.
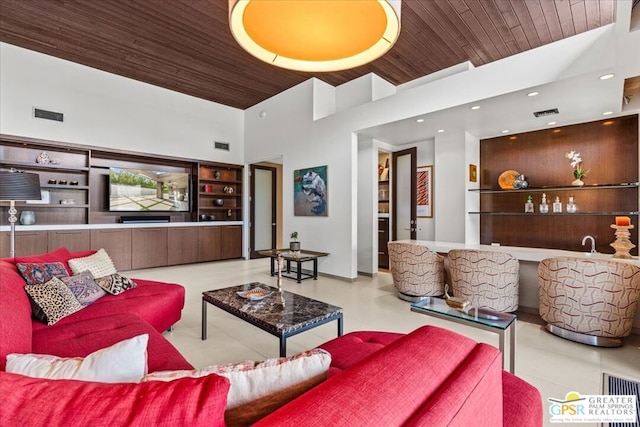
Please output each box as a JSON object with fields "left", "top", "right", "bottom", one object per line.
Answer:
{"left": 0, "top": 171, "right": 42, "bottom": 258}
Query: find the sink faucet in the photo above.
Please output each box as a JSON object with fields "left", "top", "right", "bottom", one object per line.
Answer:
{"left": 582, "top": 235, "right": 596, "bottom": 253}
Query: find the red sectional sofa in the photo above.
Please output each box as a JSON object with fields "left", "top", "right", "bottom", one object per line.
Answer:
{"left": 1, "top": 247, "right": 542, "bottom": 426}
{"left": 0, "top": 247, "right": 192, "bottom": 372}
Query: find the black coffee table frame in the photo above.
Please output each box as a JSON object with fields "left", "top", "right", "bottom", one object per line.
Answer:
{"left": 258, "top": 249, "right": 329, "bottom": 283}
{"left": 202, "top": 283, "right": 343, "bottom": 357}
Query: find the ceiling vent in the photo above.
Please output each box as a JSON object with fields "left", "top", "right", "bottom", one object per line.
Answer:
{"left": 214, "top": 141, "right": 230, "bottom": 151}
{"left": 533, "top": 108, "right": 559, "bottom": 118}
{"left": 34, "top": 108, "right": 64, "bottom": 122}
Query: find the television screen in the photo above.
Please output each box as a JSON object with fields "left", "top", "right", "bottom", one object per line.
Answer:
{"left": 108, "top": 167, "right": 190, "bottom": 212}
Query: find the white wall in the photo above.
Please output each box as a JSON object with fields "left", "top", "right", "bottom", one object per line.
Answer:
{"left": 433, "top": 131, "right": 466, "bottom": 243}
{"left": 357, "top": 137, "right": 377, "bottom": 275}
{"left": 0, "top": 43, "right": 244, "bottom": 164}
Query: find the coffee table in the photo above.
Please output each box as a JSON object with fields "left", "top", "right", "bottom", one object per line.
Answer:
{"left": 202, "top": 283, "right": 343, "bottom": 356}
{"left": 258, "top": 249, "right": 329, "bottom": 283}
{"left": 410, "top": 297, "right": 516, "bottom": 373}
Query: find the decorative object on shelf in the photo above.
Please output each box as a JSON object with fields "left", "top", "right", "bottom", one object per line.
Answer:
{"left": 69, "top": 181, "right": 79, "bottom": 185}
{"left": 208, "top": 215, "right": 216, "bottom": 221}
{"left": 417, "top": 165, "right": 433, "bottom": 218}
{"left": 498, "top": 170, "right": 519, "bottom": 189}
{"left": 227, "top": 209, "right": 233, "bottom": 217}
{"left": 539, "top": 193, "right": 549, "bottom": 214}
{"left": 19, "top": 211, "right": 36, "bottom": 225}
{"left": 565, "top": 150, "right": 589, "bottom": 186}
{"left": 524, "top": 195, "right": 534, "bottom": 213}
{"left": 610, "top": 217, "right": 635, "bottom": 259}
{"left": 59, "top": 199, "right": 76, "bottom": 205}
{"left": 566, "top": 195, "right": 577, "bottom": 213}
{"left": 58, "top": 180, "right": 67, "bottom": 185}
{"left": 289, "top": 231, "right": 300, "bottom": 251}
{"left": 444, "top": 284, "right": 470, "bottom": 311}
{"left": 0, "top": 171, "right": 42, "bottom": 258}
{"left": 35, "top": 151, "right": 50, "bottom": 165}
{"left": 214, "top": 199, "right": 224, "bottom": 206}
{"left": 552, "top": 196, "right": 562, "bottom": 213}
{"left": 203, "top": 184, "right": 213, "bottom": 193}
{"left": 469, "top": 164, "right": 477, "bottom": 183}
{"left": 48, "top": 179, "right": 57, "bottom": 184}
{"left": 294, "top": 165, "right": 328, "bottom": 217}
{"left": 199, "top": 214, "right": 207, "bottom": 221}
{"left": 214, "top": 170, "right": 221, "bottom": 179}
{"left": 513, "top": 174, "right": 528, "bottom": 189}
{"left": 223, "top": 186, "right": 234, "bottom": 194}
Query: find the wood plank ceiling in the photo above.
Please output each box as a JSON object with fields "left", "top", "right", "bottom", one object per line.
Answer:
{"left": 0, "top": 0, "right": 616, "bottom": 110}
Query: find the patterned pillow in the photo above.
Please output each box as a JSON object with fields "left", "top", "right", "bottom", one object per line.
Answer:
{"left": 67, "top": 248, "right": 117, "bottom": 279}
{"left": 95, "top": 273, "right": 137, "bottom": 295}
{"left": 16, "top": 262, "right": 69, "bottom": 286}
{"left": 59, "top": 271, "right": 107, "bottom": 306}
{"left": 24, "top": 277, "right": 84, "bottom": 325}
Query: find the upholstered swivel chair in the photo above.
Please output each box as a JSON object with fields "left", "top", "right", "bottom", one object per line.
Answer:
{"left": 538, "top": 257, "right": 640, "bottom": 347}
{"left": 448, "top": 249, "right": 519, "bottom": 312}
{"left": 388, "top": 241, "right": 445, "bottom": 302}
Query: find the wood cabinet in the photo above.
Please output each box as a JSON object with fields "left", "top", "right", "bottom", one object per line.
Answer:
{"left": 131, "top": 228, "right": 168, "bottom": 269}
{"left": 167, "top": 227, "right": 198, "bottom": 265}
{"left": 0, "top": 230, "right": 48, "bottom": 258}
{"left": 47, "top": 229, "right": 90, "bottom": 252}
{"left": 197, "top": 226, "right": 222, "bottom": 262}
{"left": 477, "top": 115, "right": 639, "bottom": 254}
{"left": 221, "top": 225, "right": 242, "bottom": 259}
{"left": 90, "top": 228, "right": 132, "bottom": 271}
{"left": 378, "top": 217, "right": 389, "bottom": 269}
{"left": 198, "top": 163, "right": 243, "bottom": 222}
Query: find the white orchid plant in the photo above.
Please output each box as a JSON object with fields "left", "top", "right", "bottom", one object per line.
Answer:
{"left": 565, "top": 151, "right": 588, "bottom": 180}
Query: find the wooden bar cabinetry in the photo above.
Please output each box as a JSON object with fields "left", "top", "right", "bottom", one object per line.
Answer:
{"left": 131, "top": 228, "right": 168, "bottom": 269}
{"left": 167, "top": 227, "right": 198, "bottom": 265}
{"left": 47, "top": 230, "right": 90, "bottom": 253}
{"left": 90, "top": 229, "right": 133, "bottom": 271}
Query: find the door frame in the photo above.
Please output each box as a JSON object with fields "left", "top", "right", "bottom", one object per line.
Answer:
{"left": 249, "top": 164, "right": 277, "bottom": 258}
{"left": 391, "top": 147, "right": 417, "bottom": 241}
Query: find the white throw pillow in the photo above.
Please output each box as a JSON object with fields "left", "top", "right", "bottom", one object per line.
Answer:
{"left": 6, "top": 334, "right": 149, "bottom": 383}
{"left": 68, "top": 248, "right": 117, "bottom": 279}
{"left": 142, "top": 348, "right": 331, "bottom": 408}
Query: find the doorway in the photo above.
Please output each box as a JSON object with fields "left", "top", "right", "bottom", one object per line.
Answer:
{"left": 249, "top": 164, "right": 277, "bottom": 258}
{"left": 392, "top": 147, "right": 417, "bottom": 241}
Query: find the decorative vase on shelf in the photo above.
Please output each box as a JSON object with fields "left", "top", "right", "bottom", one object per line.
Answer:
{"left": 19, "top": 211, "right": 36, "bottom": 225}
{"left": 572, "top": 178, "right": 584, "bottom": 186}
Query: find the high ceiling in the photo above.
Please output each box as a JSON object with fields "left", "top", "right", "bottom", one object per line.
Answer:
{"left": 0, "top": 0, "right": 616, "bottom": 110}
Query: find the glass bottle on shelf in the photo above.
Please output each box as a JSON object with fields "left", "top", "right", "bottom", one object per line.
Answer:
{"left": 553, "top": 196, "right": 562, "bottom": 213}
{"left": 566, "top": 195, "right": 577, "bottom": 213}
{"left": 539, "top": 193, "right": 549, "bottom": 214}
{"left": 525, "top": 195, "right": 534, "bottom": 213}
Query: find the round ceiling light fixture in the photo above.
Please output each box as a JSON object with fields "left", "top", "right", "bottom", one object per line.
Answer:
{"left": 229, "top": 0, "right": 401, "bottom": 72}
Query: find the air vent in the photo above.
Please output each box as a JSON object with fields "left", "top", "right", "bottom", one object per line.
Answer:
{"left": 533, "top": 108, "right": 559, "bottom": 118}
{"left": 214, "top": 141, "right": 230, "bottom": 151}
{"left": 34, "top": 108, "right": 64, "bottom": 122}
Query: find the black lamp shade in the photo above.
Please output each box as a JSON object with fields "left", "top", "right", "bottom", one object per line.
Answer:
{"left": 0, "top": 172, "right": 42, "bottom": 201}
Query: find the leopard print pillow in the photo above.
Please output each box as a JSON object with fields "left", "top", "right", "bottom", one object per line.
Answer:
{"left": 25, "top": 277, "right": 84, "bottom": 325}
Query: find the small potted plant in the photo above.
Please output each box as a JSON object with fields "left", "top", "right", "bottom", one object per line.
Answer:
{"left": 290, "top": 231, "right": 300, "bottom": 251}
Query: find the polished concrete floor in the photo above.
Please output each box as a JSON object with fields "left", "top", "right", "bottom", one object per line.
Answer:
{"left": 127, "top": 258, "right": 640, "bottom": 427}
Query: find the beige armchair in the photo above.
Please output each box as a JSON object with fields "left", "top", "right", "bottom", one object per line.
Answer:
{"left": 448, "top": 249, "right": 519, "bottom": 312}
{"left": 388, "top": 241, "right": 445, "bottom": 301}
{"left": 538, "top": 257, "right": 640, "bottom": 347}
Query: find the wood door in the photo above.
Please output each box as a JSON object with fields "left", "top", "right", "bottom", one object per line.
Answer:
{"left": 90, "top": 228, "right": 132, "bottom": 271}
{"left": 392, "top": 147, "right": 417, "bottom": 241}
{"left": 131, "top": 228, "right": 168, "bottom": 269}
{"left": 197, "top": 226, "right": 221, "bottom": 262}
{"left": 47, "top": 229, "right": 90, "bottom": 252}
{"left": 167, "top": 227, "right": 198, "bottom": 265}
{"left": 221, "top": 225, "right": 242, "bottom": 259}
{"left": 250, "top": 164, "right": 277, "bottom": 258}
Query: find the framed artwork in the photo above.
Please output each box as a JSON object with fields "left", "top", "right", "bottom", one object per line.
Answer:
{"left": 469, "top": 164, "right": 477, "bottom": 182}
{"left": 294, "top": 165, "right": 328, "bottom": 216}
{"left": 417, "top": 165, "right": 433, "bottom": 218}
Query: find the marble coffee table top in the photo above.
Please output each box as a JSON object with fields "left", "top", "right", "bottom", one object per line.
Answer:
{"left": 202, "top": 283, "right": 343, "bottom": 335}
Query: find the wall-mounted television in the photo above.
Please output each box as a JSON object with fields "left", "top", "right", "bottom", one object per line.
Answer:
{"left": 108, "top": 167, "right": 190, "bottom": 212}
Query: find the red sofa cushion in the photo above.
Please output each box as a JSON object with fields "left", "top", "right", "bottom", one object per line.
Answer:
{"left": 0, "top": 371, "right": 230, "bottom": 427}
{"left": 502, "top": 371, "right": 543, "bottom": 427}
{"left": 31, "top": 279, "right": 185, "bottom": 333}
{"left": 32, "top": 313, "right": 193, "bottom": 372}
{"left": 0, "top": 261, "right": 34, "bottom": 370}
{"left": 12, "top": 247, "right": 74, "bottom": 274}
{"left": 256, "top": 325, "right": 501, "bottom": 426}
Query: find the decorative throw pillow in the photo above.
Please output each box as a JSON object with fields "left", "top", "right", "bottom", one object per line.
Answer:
{"left": 67, "top": 248, "right": 117, "bottom": 279}
{"left": 16, "top": 262, "right": 69, "bottom": 285}
{"left": 24, "top": 277, "right": 84, "bottom": 325}
{"left": 143, "top": 348, "right": 331, "bottom": 425}
{"left": 59, "top": 271, "right": 107, "bottom": 306}
{"left": 94, "top": 273, "right": 137, "bottom": 295}
{"left": 0, "top": 371, "right": 230, "bottom": 427}
{"left": 6, "top": 334, "right": 149, "bottom": 383}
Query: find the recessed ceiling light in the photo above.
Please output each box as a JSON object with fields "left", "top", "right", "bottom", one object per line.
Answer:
{"left": 436, "top": 129, "right": 445, "bottom": 133}
{"left": 527, "top": 92, "right": 539, "bottom": 97}
{"left": 599, "top": 73, "right": 615, "bottom": 80}
{"left": 416, "top": 118, "right": 424, "bottom": 123}
{"left": 602, "top": 111, "right": 613, "bottom": 116}
{"left": 502, "top": 130, "right": 509, "bottom": 134}
{"left": 470, "top": 105, "right": 480, "bottom": 110}
{"left": 547, "top": 121, "right": 556, "bottom": 125}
